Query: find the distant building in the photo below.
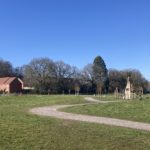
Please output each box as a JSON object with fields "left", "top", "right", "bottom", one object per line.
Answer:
{"left": 0, "top": 77, "right": 23, "bottom": 93}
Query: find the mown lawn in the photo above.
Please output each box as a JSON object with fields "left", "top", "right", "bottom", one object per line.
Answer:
{"left": 1, "top": 95, "right": 150, "bottom": 150}
{"left": 64, "top": 95, "right": 150, "bottom": 123}
{"left": 94, "top": 94, "right": 122, "bottom": 101}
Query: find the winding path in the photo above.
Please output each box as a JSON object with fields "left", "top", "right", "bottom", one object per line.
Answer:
{"left": 30, "top": 97, "right": 150, "bottom": 132}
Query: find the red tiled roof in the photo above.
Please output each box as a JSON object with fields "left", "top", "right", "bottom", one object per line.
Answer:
{"left": 0, "top": 77, "right": 17, "bottom": 85}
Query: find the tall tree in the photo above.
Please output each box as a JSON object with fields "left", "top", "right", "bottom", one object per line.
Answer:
{"left": 55, "top": 61, "right": 75, "bottom": 79}
{"left": 121, "top": 69, "right": 149, "bottom": 93}
{"left": 93, "top": 56, "right": 108, "bottom": 94}
{"left": 108, "top": 69, "right": 126, "bottom": 93}
{"left": 55, "top": 61, "right": 76, "bottom": 93}
{"left": 108, "top": 69, "right": 149, "bottom": 94}
{"left": 0, "top": 59, "right": 14, "bottom": 77}
{"left": 80, "top": 64, "right": 93, "bottom": 94}
{"left": 13, "top": 67, "right": 24, "bottom": 79}
{"left": 23, "top": 58, "right": 56, "bottom": 94}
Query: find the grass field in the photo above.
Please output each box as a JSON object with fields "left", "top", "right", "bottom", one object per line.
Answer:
{"left": 94, "top": 94, "right": 122, "bottom": 101}
{"left": 64, "top": 95, "right": 150, "bottom": 123}
{"left": 1, "top": 95, "right": 150, "bottom": 150}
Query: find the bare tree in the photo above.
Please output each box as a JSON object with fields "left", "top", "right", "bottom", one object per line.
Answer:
{"left": 0, "top": 59, "right": 14, "bottom": 77}
{"left": 23, "top": 58, "right": 56, "bottom": 94}
{"left": 80, "top": 64, "right": 93, "bottom": 94}
{"left": 108, "top": 69, "right": 149, "bottom": 94}
{"left": 55, "top": 61, "right": 76, "bottom": 78}
{"left": 108, "top": 69, "right": 126, "bottom": 93}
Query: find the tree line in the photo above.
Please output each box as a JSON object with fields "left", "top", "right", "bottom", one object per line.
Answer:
{"left": 0, "top": 56, "right": 149, "bottom": 94}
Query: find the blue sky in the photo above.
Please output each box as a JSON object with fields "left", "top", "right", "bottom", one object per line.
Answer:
{"left": 0, "top": 0, "right": 150, "bottom": 80}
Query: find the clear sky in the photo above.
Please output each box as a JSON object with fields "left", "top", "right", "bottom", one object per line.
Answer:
{"left": 0, "top": 0, "right": 150, "bottom": 80}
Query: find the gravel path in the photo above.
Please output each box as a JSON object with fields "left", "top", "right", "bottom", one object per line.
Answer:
{"left": 30, "top": 97, "right": 150, "bottom": 132}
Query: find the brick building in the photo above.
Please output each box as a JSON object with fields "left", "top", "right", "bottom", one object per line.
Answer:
{"left": 0, "top": 77, "right": 23, "bottom": 93}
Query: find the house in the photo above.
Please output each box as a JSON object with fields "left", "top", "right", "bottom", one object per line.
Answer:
{"left": 0, "top": 77, "right": 23, "bottom": 93}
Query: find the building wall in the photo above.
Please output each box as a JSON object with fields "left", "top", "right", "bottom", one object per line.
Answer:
{"left": 9, "top": 79, "right": 23, "bottom": 93}
{"left": 0, "top": 84, "right": 9, "bottom": 93}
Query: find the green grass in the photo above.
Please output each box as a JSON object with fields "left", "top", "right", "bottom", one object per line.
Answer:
{"left": 94, "top": 94, "right": 122, "bottom": 101}
{"left": 63, "top": 95, "right": 150, "bottom": 123}
{"left": 1, "top": 95, "right": 150, "bottom": 149}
